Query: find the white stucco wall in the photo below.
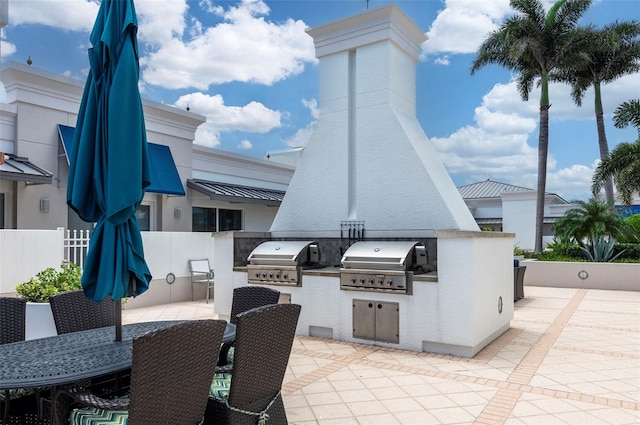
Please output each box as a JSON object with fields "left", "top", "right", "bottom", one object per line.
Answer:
{"left": 0, "top": 229, "right": 64, "bottom": 294}
{"left": 218, "top": 231, "right": 514, "bottom": 357}
{"left": 0, "top": 62, "right": 204, "bottom": 232}
{"left": 502, "top": 191, "right": 537, "bottom": 249}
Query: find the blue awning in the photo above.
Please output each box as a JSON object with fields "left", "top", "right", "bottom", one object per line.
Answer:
{"left": 146, "top": 143, "right": 185, "bottom": 196}
{"left": 58, "top": 124, "right": 185, "bottom": 196}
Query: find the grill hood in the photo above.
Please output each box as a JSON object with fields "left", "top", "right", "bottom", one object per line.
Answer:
{"left": 341, "top": 241, "right": 427, "bottom": 271}
{"left": 269, "top": 5, "right": 479, "bottom": 237}
{"left": 247, "top": 241, "right": 320, "bottom": 267}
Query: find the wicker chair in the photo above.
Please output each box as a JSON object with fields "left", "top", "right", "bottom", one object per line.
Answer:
{"left": 205, "top": 303, "right": 301, "bottom": 425}
{"left": 218, "top": 286, "right": 281, "bottom": 366}
{"left": 1, "top": 297, "right": 40, "bottom": 424}
{"left": 52, "top": 320, "right": 227, "bottom": 425}
{"left": 228, "top": 286, "right": 281, "bottom": 326}
{"left": 49, "top": 290, "right": 115, "bottom": 334}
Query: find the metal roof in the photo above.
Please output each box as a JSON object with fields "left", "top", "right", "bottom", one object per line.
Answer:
{"left": 187, "top": 179, "right": 285, "bottom": 206}
{"left": 475, "top": 217, "right": 559, "bottom": 225}
{"left": 0, "top": 153, "right": 53, "bottom": 184}
{"left": 475, "top": 218, "right": 503, "bottom": 225}
{"left": 458, "top": 179, "right": 532, "bottom": 199}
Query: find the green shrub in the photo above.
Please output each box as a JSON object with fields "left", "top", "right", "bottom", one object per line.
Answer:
{"left": 16, "top": 262, "right": 82, "bottom": 303}
{"left": 620, "top": 214, "right": 640, "bottom": 243}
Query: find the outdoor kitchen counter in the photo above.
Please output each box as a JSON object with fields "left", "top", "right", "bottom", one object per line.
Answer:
{"left": 233, "top": 266, "right": 438, "bottom": 282}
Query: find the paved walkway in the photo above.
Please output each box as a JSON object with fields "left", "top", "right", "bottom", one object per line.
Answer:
{"left": 122, "top": 286, "right": 640, "bottom": 424}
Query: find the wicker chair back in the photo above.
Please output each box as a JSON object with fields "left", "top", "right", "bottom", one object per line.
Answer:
{"left": 206, "top": 303, "right": 301, "bottom": 424}
{"left": 127, "top": 320, "right": 227, "bottom": 424}
{"left": 229, "top": 286, "right": 281, "bottom": 325}
{"left": 0, "top": 297, "right": 26, "bottom": 345}
{"left": 49, "top": 290, "right": 116, "bottom": 334}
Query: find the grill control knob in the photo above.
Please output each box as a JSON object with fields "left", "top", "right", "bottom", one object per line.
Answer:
{"left": 283, "top": 273, "right": 288, "bottom": 279}
{"left": 268, "top": 273, "right": 274, "bottom": 279}
{"left": 351, "top": 277, "right": 357, "bottom": 283}
{"left": 359, "top": 278, "right": 365, "bottom": 284}
{"left": 369, "top": 278, "right": 374, "bottom": 285}
{"left": 262, "top": 273, "right": 267, "bottom": 278}
{"left": 255, "top": 273, "right": 261, "bottom": 278}
{"left": 276, "top": 273, "right": 281, "bottom": 279}
{"left": 387, "top": 279, "right": 394, "bottom": 286}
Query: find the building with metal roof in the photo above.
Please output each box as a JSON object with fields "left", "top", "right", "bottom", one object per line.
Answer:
{"left": 458, "top": 179, "right": 572, "bottom": 250}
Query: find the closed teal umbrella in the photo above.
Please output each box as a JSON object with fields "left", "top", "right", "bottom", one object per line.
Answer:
{"left": 67, "top": 0, "right": 151, "bottom": 340}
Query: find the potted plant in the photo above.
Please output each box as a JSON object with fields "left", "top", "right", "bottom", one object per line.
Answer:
{"left": 15, "top": 262, "right": 82, "bottom": 339}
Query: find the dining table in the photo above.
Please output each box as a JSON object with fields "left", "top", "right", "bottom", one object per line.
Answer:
{"left": 0, "top": 320, "right": 236, "bottom": 391}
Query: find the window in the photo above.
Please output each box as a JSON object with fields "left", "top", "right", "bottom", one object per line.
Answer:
{"left": 219, "top": 209, "right": 242, "bottom": 231}
{"left": 192, "top": 207, "right": 242, "bottom": 232}
{"left": 193, "top": 207, "right": 217, "bottom": 232}
{"left": 136, "top": 205, "right": 151, "bottom": 231}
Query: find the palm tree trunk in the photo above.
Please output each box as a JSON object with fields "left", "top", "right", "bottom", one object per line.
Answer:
{"left": 593, "top": 83, "right": 614, "bottom": 204}
{"left": 535, "top": 105, "right": 550, "bottom": 254}
{"left": 595, "top": 111, "right": 615, "bottom": 204}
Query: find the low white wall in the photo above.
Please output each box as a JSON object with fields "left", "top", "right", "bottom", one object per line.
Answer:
{"left": 523, "top": 260, "right": 640, "bottom": 291}
{"left": 0, "top": 229, "right": 64, "bottom": 295}
{"left": 124, "top": 231, "right": 216, "bottom": 308}
{"left": 0, "top": 229, "right": 217, "bottom": 305}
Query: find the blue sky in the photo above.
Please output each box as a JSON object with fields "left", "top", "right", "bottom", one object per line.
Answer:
{"left": 1, "top": 0, "right": 639, "bottom": 201}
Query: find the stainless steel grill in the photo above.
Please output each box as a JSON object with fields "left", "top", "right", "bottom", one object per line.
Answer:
{"left": 247, "top": 240, "right": 320, "bottom": 286}
{"left": 340, "top": 241, "right": 427, "bottom": 294}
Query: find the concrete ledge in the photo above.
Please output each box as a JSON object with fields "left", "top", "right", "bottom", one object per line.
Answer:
{"left": 523, "top": 260, "right": 640, "bottom": 292}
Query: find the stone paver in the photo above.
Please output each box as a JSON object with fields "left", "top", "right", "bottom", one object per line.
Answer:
{"left": 123, "top": 286, "right": 640, "bottom": 424}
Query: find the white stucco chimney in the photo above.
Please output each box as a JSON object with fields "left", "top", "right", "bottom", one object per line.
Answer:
{"left": 270, "top": 5, "right": 479, "bottom": 237}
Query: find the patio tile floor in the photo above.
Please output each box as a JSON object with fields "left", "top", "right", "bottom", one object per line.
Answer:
{"left": 122, "top": 286, "right": 640, "bottom": 424}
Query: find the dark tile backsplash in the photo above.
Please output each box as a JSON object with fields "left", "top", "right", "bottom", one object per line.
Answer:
{"left": 232, "top": 233, "right": 438, "bottom": 270}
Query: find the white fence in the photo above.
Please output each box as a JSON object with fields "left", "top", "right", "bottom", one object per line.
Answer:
{"left": 64, "top": 229, "right": 91, "bottom": 269}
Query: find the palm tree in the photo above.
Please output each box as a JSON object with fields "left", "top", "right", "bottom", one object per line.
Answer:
{"left": 553, "top": 197, "right": 630, "bottom": 246}
{"left": 471, "top": 0, "right": 592, "bottom": 253}
{"left": 592, "top": 99, "right": 640, "bottom": 206}
{"left": 613, "top": 99, "right": 640, "bottom": 136}
{"left": 553, "top": 21, "right": 640, "bottom": 203}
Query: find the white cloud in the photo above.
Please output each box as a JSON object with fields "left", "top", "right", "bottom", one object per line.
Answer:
{"left": 135, "top": 0, "right": 189, "bottom": 46}
{"left": 545, "top": 163, "right": 597, "bottom": 201}
{"left": 9, "top": 0, "right": 99, "bottom": 32}
{"left": 433, "top": 55, "right": 449, "bottom": 66}
{"left": 0, "top": 39, "right": 15, "bottom": 59}
{"left": 422, "top": 0, "right": 511, "bottom": 57}
{"left": 141, "top": 0, "right": 316, "bottom": 90}
{"left": 283, "top": 98, "right": 318, "bottom": 148}
{"left": 432, "top": 71, "right": 637, "bottom": 200}
{"left": 237, "top": 139, "right": 253, "bottom": 150}
{"left": 302, "top": 98, "right": 319, "bottom": 120}
{"left": 174, "top": 92, "right": 281, "bottom": 148}
{"left": 421, "top": 0, "right": 561, "bottom": 58}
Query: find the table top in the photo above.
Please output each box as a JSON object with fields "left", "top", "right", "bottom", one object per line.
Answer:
{"left": 0, "top": 321, "right": 235, "bottom": 390}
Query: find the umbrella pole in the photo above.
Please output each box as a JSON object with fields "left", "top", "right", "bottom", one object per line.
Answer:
{"left": 115, "top": 300, "right": 122, "bottom": 341}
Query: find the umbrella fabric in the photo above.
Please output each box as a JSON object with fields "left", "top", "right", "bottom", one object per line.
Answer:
{"left": 67, "top": 0, "right": 151, "bottom": 303}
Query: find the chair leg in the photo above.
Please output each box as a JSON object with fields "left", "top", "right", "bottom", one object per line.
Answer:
{"left": 3, "top": 390, "right": 10, "bottom": 425}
